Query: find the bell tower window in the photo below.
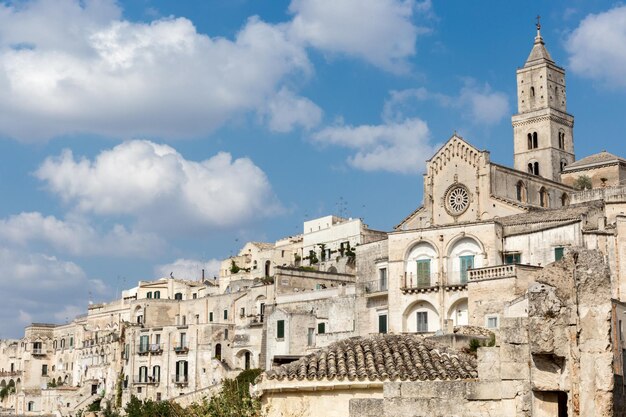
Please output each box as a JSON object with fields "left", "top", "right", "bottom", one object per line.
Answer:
{"left": 528, "top": 161, "right": 540, "bottom": 176}
{"left": 527, "top": 132, "right": 538, "bottom": 149}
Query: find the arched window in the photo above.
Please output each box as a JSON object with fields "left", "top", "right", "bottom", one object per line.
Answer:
{"left": 561, "top": 193, "right": 569, "bottom": 207}
{"left": 174, "top": 293, "right": 183, "bottom": 300}
{"left": 60, "top": 339, "right": 65, "bottom": 349}
{"left": 560, "top": 159, "right": 567, "bottom": 171}
{"left": 530, "top": 86, "right": 535, "bottom": 97}
{"left": 534, "top": 162, "right": 540, "bottom": 176}
{"left": 539, "top": 188, "right": 549, "bottom": 208}
{"left": 147, "top": 291, "right": 152, "bottom": 299}
{"left": 138, "top": 366, "right": 148, "bottom": 383}
{"left": 244, "top": 351, "right": 252, "bottom": 370}
{"left": 558, "top": 131, "right": 565, "bottom": 149}
{"left": 154, "top": 291, "right": 160, "bottom": 299}
{"left": 516, "top": 181, "right": 527, "bottom": 202}
{"left": 405, "top": 242, "right": 437, "bottom": 289}
{"left": 215, "top": 343, "right": 222, "bottom": 360}
{"left": 532, "top": 132, "right": 538, "bottom": 148}
{"left": 527, "top": 133, "right": 532, "bottom": 149}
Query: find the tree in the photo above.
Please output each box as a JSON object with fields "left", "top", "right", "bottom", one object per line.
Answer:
{"left": 573, "top": 175, "right": 592, "bottom": 190}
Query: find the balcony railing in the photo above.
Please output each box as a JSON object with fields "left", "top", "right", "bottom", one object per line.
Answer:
{"left": 173, "top": 343, "right": 189, "bottom": 354}
{"left": 468, "top": 265, "right": 517, "bottom": 282}
{"left": 32, "top": 348, "right": 45, "bottom": 356}
{"left": 401, "top": 272, "right": 438, "bottom": 290}
{"left": 138, "top": 343, "right": 163, "bottom": 355}
{"left": 133, "top": 376, "right": 159, "bottom": 385}
{"left": 0, "top": 371, "right": 22, "bottom": 377}
{"left": 362, "top": 279, "right": 388, "bottom": 295}
{"left": 444, "top": 271, "right": 470, "bottom": 287}
{"left": 172, "top": 375, "right": 188, "bottom": 385}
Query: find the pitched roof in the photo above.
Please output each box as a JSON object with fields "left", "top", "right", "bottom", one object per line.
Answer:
{"left": 525, "top": 29, "right": 554, "bottom": 67}
{"left": 250, "top": 242, "right": 274, "bottom": 251}
{"left": 564, "top": 151, "right": 626, "bottom": 170}
{"left": 263, "top": 334, "right": 477, "bottom": 382}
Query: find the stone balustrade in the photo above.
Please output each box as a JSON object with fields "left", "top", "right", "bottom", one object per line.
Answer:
{"left": 468, "top": 265, "right": 516, "bottom": 281}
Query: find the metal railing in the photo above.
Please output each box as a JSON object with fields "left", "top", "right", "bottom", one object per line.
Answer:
{"left": 32, "top": 348, "right": 44, "bottom": 355}
{"left": 173, "top": 343, "right": 189, "bottom": 353}
{"left": 362, "top": 279, "right": 388, "bottom": 294}
{"left": 401, "top": 272, "right": 438, "bottom": 289}
{"left": 172, "top": 375, "right": 188, "bottom": 385}
{"left": 133, "top": 376, "right": 159, "bottom": 385}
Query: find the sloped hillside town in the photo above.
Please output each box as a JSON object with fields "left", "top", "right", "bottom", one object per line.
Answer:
{"left": 2, "top": 25, "right": 626, "bottom": 417}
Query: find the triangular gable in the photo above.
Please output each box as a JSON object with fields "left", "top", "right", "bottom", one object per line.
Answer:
{"left": 427, "top": 134, "right": 487, "bottom": 176}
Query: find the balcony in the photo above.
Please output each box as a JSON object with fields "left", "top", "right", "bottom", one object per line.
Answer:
{"left": 468, "top": 264, "right": 542, "bottom": 282}
{"left": 32, "top": 348, "right": 45, "bottom": 356}
{"left": 172, "top": 375, "right": 188, "bottom": 386}
{"left": 401, "top": 273, "right": 439, "bottom": 294}
{"left": 173, "top": 343, "right": 189, "bottom": 354}
{"left": 133, "top": 376, "right": 159, "bottom": 385}
{"left": 362, "top": 280, "right": 388, "bottom": 297}
{"left": 138, "top": 343, "right": 163, "bottom": 355}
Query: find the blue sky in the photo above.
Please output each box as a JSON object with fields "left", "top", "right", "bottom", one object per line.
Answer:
{"left": 0, "top": 0, "right": 624, "bottom": 337}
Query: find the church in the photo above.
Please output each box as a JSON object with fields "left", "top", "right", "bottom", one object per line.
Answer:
{"left": 256, "top": 24, "right": 626, "bottom": 417}
{"left": 3, "top": 23, "right": 626, "bottom": 417}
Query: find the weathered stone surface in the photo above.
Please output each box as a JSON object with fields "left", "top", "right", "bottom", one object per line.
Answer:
{"left": 477, "top": 347, "right": 500, "bottom": 380}
{"left": 466, "top": 381, "right": 502, "bottom": 400}
{"left": 349, "top": 398, "right": 384, "bottom": 417}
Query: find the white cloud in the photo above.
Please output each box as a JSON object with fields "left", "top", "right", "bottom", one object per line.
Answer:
{"left": 35, "top": 140, "right": 281, "bottom": 232}
{"left": 383, "top": 82, "right": 509, "bottom": 126}
{"left": 288, "top": 0, "right": 429, "bottom": 72}
{"left": 0, "top": 247, "right": 85, "bottom": 290}
{"left": 0, "top": 246, "right": 109, "bottom": 337}
{"left": 312, "top": 118, "right": 435, "bottom": 173}
{"left": 0, "top": 1, "right": 311, "bottom": 141}
{"left": 155, "top": 258, "right": 222, "bottom": 281}
{"left": 53, "top": 304, "right": 84, "bottom": 323}
{"left": 566, "top": 6, "right": 626, "bottom": 87}
{"left": 0, "top": 212, "right": 164, "bottom": 257}
{"left": 263, "top": 88, "right": 323, "bottom": 133}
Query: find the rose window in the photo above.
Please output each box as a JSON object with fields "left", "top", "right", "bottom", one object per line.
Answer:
{"left": 445, "top": 185, "right": 470, "bottom": 215}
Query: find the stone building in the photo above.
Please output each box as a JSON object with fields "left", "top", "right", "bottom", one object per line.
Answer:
{"left": 257, "top": 26, "right": 626, "bottom": 417}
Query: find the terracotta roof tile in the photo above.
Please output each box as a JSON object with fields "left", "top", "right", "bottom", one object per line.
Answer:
{"left": 263, "top": 334, "right": 477, "bottom": 382}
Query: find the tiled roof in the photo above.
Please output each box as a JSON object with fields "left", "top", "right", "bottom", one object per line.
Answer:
{"left": 496, "top": 202, "right": 600, "bottom": 226}
{"left": 251, "top": 242, "right": 275, "bottom": 250}
{"left": 263, "top": 334, "right": 477, "bottom": 382}
{"left": 565, "top": 151, "right": 625, "bottom": 170}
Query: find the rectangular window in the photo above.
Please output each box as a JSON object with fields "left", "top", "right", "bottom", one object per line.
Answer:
{"left": 277, "top": 320, "right": 285, "bottom": 339}
{"left": 307, "top": 328, "right": 315, "bottom": 346}
{"left": 620, "top": 320, "right": 623, "bottom": 341}
{"left": 223, "top": 309, "right": 228, "bottom": 320}
{"left": 459, "top": 255, "right": 474, "bottom": 283}
{"left": 416, "top": 311, "right": 428, "bottom": 333}
{"left": 487, "top": 316, "right": 499, "bottom": 329}
{"left": 42, "top": 364, "right": 48, "bottom": 376}
{"left": 192, "top": 293, "right": 197, "bottom": 299}
{"left": 139, "top": 335, "right": 149, "bottom": 352}
{"left": 416, "top": 259, "right": 431, "bottom": 286}
{"left": 209, "top": 312, "right": 213, "bottom": 322}
{"left": 379, "top": 268, "right": 388, "bottom": 291}
{"left": 378, "top": 314, "right": 388, "bottom": 334}
{"left": 318, "top": 322, "right": 326, "bottom": 334}
{"left": 504, "top": 252, "right": 521, "bottom": 265}
{"left": 240, "top": 307, "right": 245, "bottom": 317}
{"left": 555, "top": 247, "right": 564, "bottom": 261}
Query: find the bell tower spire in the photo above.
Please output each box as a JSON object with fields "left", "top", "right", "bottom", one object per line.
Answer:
{"left": 512, "top": 21, "right": 575, "bottom": 182}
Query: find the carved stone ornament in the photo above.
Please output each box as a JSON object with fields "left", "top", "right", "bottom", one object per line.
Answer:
{"left": 444, "top": 183, "right": 470, "bottom": 216}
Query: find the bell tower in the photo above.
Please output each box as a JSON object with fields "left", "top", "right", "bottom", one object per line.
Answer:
{"left": 512, "top": 19, "right": 575, "bottom": 182}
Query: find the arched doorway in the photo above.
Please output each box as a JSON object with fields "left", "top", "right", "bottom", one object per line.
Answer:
{"left": 215, "top": 343, "right": 222, "bottom": 360}
{"left": 264, "top": 261, "right": 271, "bottom": 277}
{"left": 448, "top": 298, "right": 469, "bottom": 326}
{"left": 244, "top": 351, "right": 251, "bottom": 370}
{"left": 402, "top": 300, "right": 440, "bottom": 333}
